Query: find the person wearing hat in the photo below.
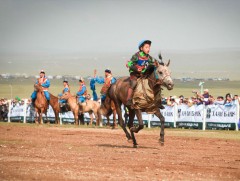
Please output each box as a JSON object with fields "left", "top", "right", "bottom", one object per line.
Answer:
{"left": 125, "top": 40, "right": 161, "bottom": 107}
{"left": 31, "top": 70, "right": 51, "bottom": 107}
{"left": 58, "top": 79, "right": 70, "bottom": 106}
{"left": 77, "top": 77, "right": 87, "bottom": 103}
{"left": 93, "top": 69, "right": 116, "bottom": 102}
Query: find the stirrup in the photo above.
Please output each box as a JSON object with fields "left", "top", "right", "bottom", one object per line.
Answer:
{"left": 159, "top": 104, "right": 165, "bottom": 109}
{"left": 126, "top": 99, "right": 132, "bottom": 106}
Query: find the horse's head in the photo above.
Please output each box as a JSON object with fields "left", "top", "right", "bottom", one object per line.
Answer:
{"left": 155, "top": 57, "right": 174, "bottom": 90}
{"left": 60, "top": 92, "right": 71, "bottom": 100}
{"left": 34, "top": 84, "right": 42, "bottom": 92}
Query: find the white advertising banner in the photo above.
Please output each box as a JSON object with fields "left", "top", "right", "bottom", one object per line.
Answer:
{"left": 206, "top": 104, "right": 237, "bottom": 123}
{"left": 151, "top": 106, "right": 175, "bottom": 123}
{"left": 177, "top": 104, "right": 204, "bottom": 123}
{"left": 9, "top": 104, "right": 25, "bottom": 117}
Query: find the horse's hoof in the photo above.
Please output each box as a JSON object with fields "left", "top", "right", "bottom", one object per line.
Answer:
{"left": 127, "top": 138, "right": 132, "bottom": 143}
{"left": 130, "top": 127, "right": 137, "bottom": 133}
{"left": 133, "top": 144, "right": 138, "bottom": 148}
{"left": 159, "top": 139, "right": 164, "bottom": 146}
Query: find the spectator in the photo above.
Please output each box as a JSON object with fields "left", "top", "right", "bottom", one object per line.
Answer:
{"left": 208, "top": 95, "right": 215, "bottom": 105}
{"left": 195, "top": 98, "right": 203, "bottom": 105}
{"left": 233, "top": 95, "right": 240, "bottom": 104}
{"left": 196, "top": 89, "right": 210, "bottom": 105}
{"left": 224, "top": 93, "right": 234, "bottom": 107}
{"left": 214, "top": 96, "right": 224, "bottom": 105}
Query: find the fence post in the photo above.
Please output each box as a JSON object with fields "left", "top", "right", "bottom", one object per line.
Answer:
{"left": 59, "top": 113, "right": 62, "bottom": 125}
{"left": 8, "top": 100, "right": 11, "bottom": 123}
{"left": 148, "top": 114, "right": 151, "bottom": 128}
{"left": 173, "top": 104, "right": 177, "bottom": 128}
{"left": 236, "top": 100, "right": 239, "bottom": 131}
{"left": 202, "top": 105, "right": 206, "bottom": 130}
{"left": 23, "top": 99, "right": 27, "bottom": 123}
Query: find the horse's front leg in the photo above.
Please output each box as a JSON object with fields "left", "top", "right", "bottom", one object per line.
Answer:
{"left": 154, "top": 108, "right": 165, "bottom": 145}
{"left": 128, "top": 108, "right": 138, "bottom": 148}
{"left": 89, "top": 113, "right": 93, "bottom": 126}
{"left": 40, "top": 111, "right": 43, "bottom": 124}
{"left": 130, "top": 109, "right": 144, "bottom": 133}
{"left": 74, "top": 111, "right": 79, "bottom": 125}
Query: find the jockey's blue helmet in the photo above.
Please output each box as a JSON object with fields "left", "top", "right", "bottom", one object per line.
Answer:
{"left": 138, "top": 40, "right": 151, "bottom": 50}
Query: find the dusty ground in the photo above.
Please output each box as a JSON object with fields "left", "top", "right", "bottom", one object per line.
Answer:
{"left": 0, "top": 123, "right": 240, "bottom": 181}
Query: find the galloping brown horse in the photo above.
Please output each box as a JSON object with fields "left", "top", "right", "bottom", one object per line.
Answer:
{"left": 60, "top": 92, "right": 102, "bottom": 125}
{"left": 34, "top": 84, "right": 60, "bottom": 124}
{"left": 101, "top": 57, "right": 174, "bottom": 147}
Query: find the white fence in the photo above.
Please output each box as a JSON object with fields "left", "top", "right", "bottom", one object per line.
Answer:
{"left": 5, "top": 100, "right": 240, "bottom": 131}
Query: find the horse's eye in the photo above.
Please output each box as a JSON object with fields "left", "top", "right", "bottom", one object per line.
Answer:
{"left": 159, "top": 71, "right": 163, "bottom": 75}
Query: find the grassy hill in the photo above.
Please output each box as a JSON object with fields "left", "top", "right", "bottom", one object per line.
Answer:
{"left": 0, "top": 78, "right": 239, "bottom": 99}
{"left": 0, "top": 49, "right": 240, "bottom": 80}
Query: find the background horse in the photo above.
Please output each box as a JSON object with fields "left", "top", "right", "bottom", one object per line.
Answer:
{"left": 34, "top": 84, "right": 60, "bottom": 124}
{"left": 101, "top": 56, "right": 174, "bottom": 147}
{"left": 61, "top": 92, "right": 102, "bottom": 126}
{"left": 49, "top": 93, "right": 60, "bottom": 124}
{"left": 34, "top": 84, "right": 48, "bottom": 124}
{"left": 100, "top": 99, "right": 117, "bottom": 129}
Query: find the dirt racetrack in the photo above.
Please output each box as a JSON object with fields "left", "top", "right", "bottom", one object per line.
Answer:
{"left": 0, "top": 123, "right": 240, "bottom": 181}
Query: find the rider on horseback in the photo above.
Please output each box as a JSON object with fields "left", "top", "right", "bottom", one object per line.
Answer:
{"left": 94, "top": 69, "right": 116, "bottom": 102}
{"left": 31, "top": 70, "right": 50, "bottom": 108}
{"left": 77, "top": 77, "right": 87, "bottom": 103}
{"left": 126, "top": 40, "right": 163, "bottom": 108}
{"left": 58, "top": 79, "right": 70, "bottom": 107}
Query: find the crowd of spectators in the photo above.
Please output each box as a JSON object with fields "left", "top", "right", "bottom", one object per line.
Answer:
{"left": 162, "top": 89, "right": 240, "bottom": 107}
{"left": 0, "top": 89, "right": 239, "bottom": 121}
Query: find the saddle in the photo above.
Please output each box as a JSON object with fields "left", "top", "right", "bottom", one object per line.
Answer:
{"left": 132, "top": 77, "right": 161, "bottom": 114}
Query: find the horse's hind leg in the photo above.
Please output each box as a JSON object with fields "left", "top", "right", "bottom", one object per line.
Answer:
{"left": 114, "top": 101, "right": 131, "bottom": 141}
{"left": 154, "top": 109, "right": 165, "bottom": 145}
{"left": 112, "top": 110, "right": 117, "bottom": 129}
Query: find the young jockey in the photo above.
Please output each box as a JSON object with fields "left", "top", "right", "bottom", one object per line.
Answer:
{"left": 31, "top": 70, "right": 50, "bottom": 107}
{"left": 77, "top": 77, "right": 87, "bottom": 103}
{"left": 58, "top": 79, "right": 70, "bottom": 107}
{"left": 94, "top": 69, "right": 116, "bottom": 102}
{"left": 126, "top": 40, "right": 162, "bottom": 107}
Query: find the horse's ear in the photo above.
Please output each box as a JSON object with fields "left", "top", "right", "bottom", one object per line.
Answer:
{"left": 155, "top": 60, "right": 160, "bottom": 67}
{"left": 158, "top": 53, "right": 162, "bottom": 61}
{"left": 166, "top": 59, "right": 170, "bottom": 67}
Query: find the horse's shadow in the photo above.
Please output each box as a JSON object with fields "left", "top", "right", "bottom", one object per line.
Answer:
{"left": 97, "top": 144, "right": 161, "bottom": 150}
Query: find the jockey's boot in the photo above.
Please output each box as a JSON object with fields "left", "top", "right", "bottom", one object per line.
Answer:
{"left": 47, "top": 100, "right": 50, "bottom": 109}
{"left": 31, "top": 99, "right": 36, "bottom": 107}
{"left": 126, "top": 88, "right": 133, "bottom": 106}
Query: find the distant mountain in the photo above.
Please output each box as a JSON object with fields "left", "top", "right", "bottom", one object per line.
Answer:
{"left": 0, "top": 48, "right": 240, "bottom": 80}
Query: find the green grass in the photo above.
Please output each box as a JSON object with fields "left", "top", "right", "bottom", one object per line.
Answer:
{"left": 0, "top": 78, "right": 239, "bottom": 99}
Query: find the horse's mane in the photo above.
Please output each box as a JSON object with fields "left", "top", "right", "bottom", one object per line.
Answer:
{"left": 50, "top": 93, "right": 58, "bottom": 100}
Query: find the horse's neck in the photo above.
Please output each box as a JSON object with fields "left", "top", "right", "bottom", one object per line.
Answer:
{"left": 148, "top": 72, "right": 157, "bottom": 89}
{"left": 68, "top": 96, "right": 78, "bottom": 108}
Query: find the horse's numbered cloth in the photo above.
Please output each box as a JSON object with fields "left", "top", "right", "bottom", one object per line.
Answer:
{"left": 132, "top": 78, "right": 156, "bottom": 113}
